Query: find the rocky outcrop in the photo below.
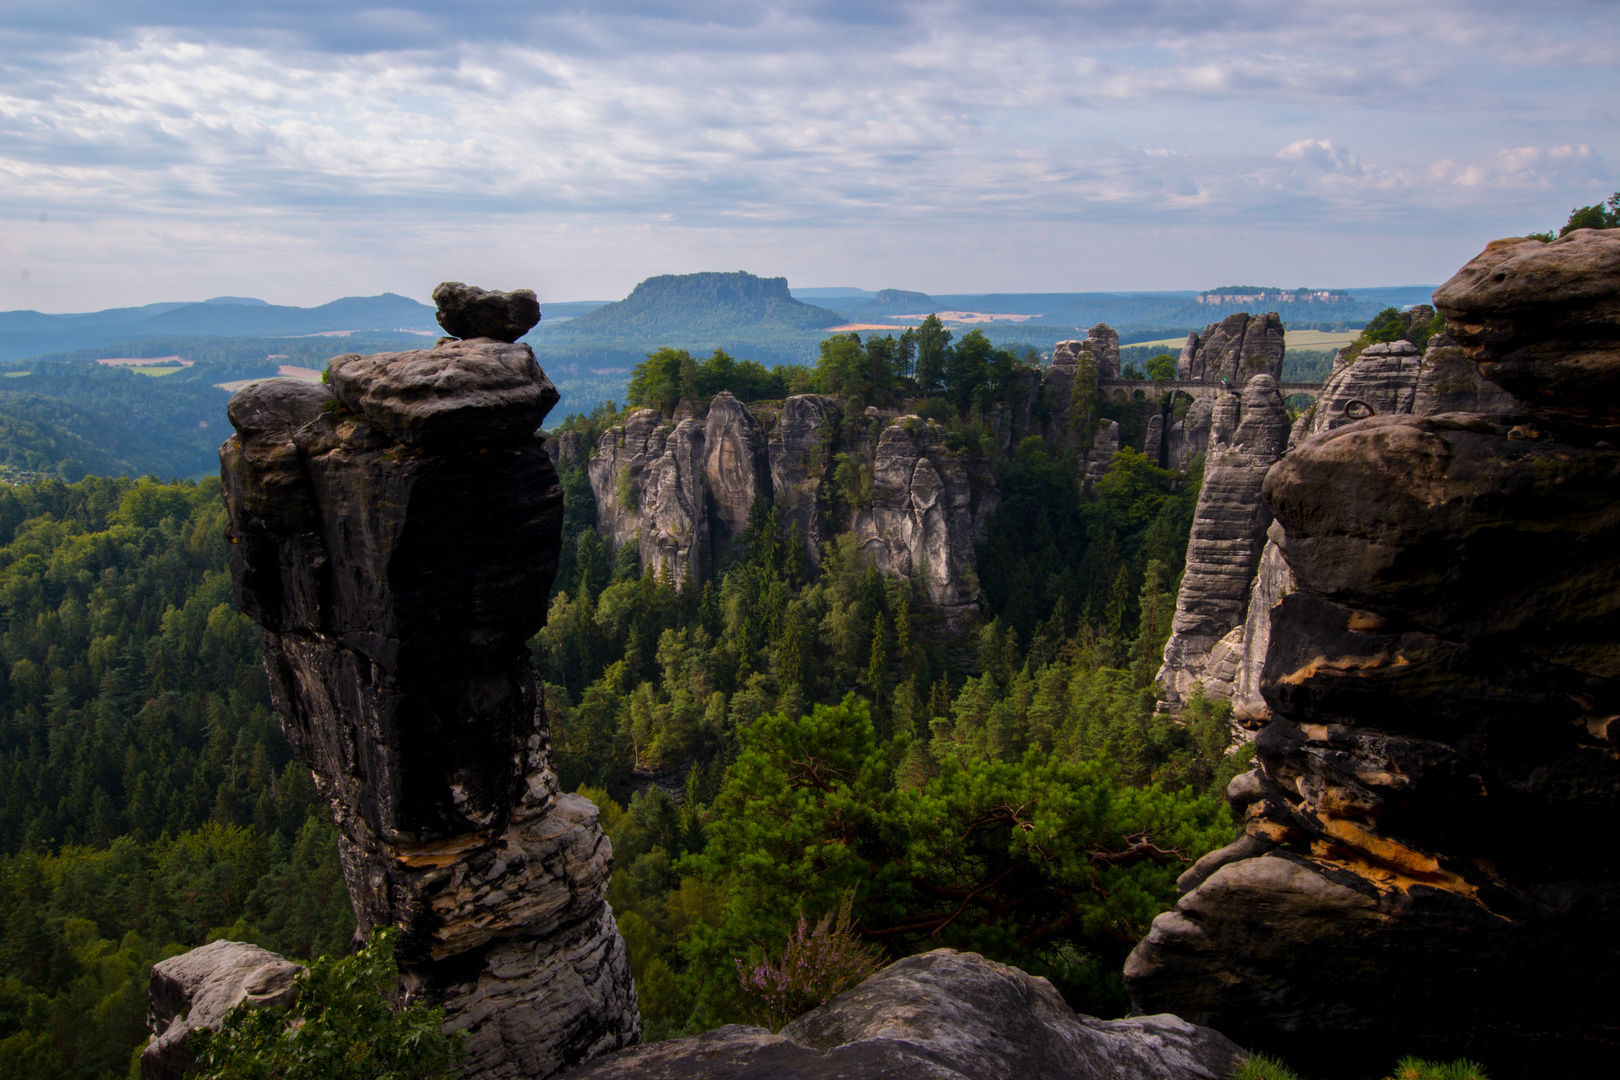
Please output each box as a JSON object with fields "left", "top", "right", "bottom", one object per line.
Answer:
{"left": 1040, "top": 341, "right": 1085, "bottom": 451}
{"left": 588, "top": 409, "right": 709, "bottom": 585}
{"left": 554, "top": 430, "right": 586, "bottom": 471}
{"left": 1300, "top": 340, "right": 1422, "bottom": 438}
{"left": 1087, "top": 322, "right": 1121, "bottom": 379}
{"left": 1178, "top": 313, "right": 1285, "bottom": 386}
{"left": 1083, "top": 419, "right": 1120, "bottom": 490}
{"left": 768, "top": 394, "right": 843, "bottom": 566}
{"left": 1166, "top": 399, "right": 1213, "bottom": 474}
{"left": 218, "top": 312, "right": 638, "bottom": 1079}
{"left": 1411, "top": 335, "right": 1517, "bottom": 417}
{"left": 1157, "top": 376, "right": 1289, "bottom": 705}
{"left": 1433, "top": 229, "right": 1620, "bottom": 430}
{"left": 1126, "top": 233, "right": 1620, "bottom": 1078}
{"left": 852, "top": 420, "right": 982, "bottom": 621}
{"left": 703, "top": 391, "right": 770, "bottom": 558}
{"left": 142, "top": 941, "right": 303, "bottom": 1080}
{"left": 560, "top": 950, "right": 1244, "bottom": 1080}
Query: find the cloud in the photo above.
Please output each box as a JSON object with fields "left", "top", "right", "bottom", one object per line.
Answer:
{"left": 1, "top": 1, "right": 1617, "bottom": 307}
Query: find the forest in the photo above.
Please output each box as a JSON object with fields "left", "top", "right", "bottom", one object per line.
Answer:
{"left": 0, "top": 305, "right": 1351, "bottom": 1074}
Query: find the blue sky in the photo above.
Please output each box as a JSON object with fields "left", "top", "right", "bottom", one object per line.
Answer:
{"left": 2, "top": 0, "right": 1616, "bottom": 311}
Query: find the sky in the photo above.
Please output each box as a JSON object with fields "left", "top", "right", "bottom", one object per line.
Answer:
{"left": 2, "top": 1, "right": 1617, "bottom": 312}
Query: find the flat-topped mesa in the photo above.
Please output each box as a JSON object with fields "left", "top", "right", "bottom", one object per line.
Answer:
{"left": 217, "top": 287, "right": 637, "bottom": 1079}
{"left": 1126, "top": 235, "right": 1620, "bottom": 1078}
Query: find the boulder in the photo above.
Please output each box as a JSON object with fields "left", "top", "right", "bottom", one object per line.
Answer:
{"left": 142, "top": 940, "right": 303, "bottom": 1080}
{"left": 327, "top": 338, "right": 558, "bottom": 445}
{"left": 433, "top": 281, "right": 542, "bottom": 342}
{"left": 220, "top": 343, "right": 637, "bottom": 1080}
{"left": 560, "top": 950, "right": 1243, "bottom": 1080}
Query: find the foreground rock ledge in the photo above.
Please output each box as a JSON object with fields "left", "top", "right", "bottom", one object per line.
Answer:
{"left": 215, "top": 336, "right": 637, "bottom": 1079}
{"left": 560, "top": 950, "right": 1244, "bottom": 1080}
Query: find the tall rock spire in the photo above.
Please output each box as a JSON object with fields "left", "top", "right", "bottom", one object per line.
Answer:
{"left": 218, "top": 285, "right": 638, "bottom": 1079}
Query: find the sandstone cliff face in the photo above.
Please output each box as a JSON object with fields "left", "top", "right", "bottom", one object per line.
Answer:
{"left": 1156, "top": 376, "right": 1289, "bottom": 705}
{"left": 851, "top": 420, "right": 982, "bottom": 620}
{"left": 767, "top": 394, "right": 843, "bottom": 567}
{"left": 1300, "top": 340, "right": 1422, "bottom": 438}
{"left": 1087, "top": 322, "right": 1122, "bottom": 379}
{"left": 1177, "top": 312, "right": 1285, "bottom": 385}
{"left": 561, "top": 950, "right": 1243, "bottom": 1080}
{"left": 1126, "top": 232, "right": 1620, "bottom": 1077}
{"left": 588, "top": 409, "right": 710, "bottom": 585}
{"left": 219, "top": 329, "right": 637, "bottom": 1078}
{"left": 703, "top": 390, "right": 771, "bottom": 557}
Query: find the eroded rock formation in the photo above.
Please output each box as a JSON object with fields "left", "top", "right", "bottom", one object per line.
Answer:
{"left": 1177, "top": 312, "right": 1285, "bottom": 385}
{"left": 433, "top": 281, "right": 542, "bottom": 342}
{"left": 560, "top": 950, "right": 1244, "bottom": 1080}
{"left": 217, "top": 289, "right": 638, "bottom": 1079}
{"left": 851, "top": 420, "right": 984, "bottom": 630}
{"left": 143, "top": 941, "right": 303, "bottom": 1079}
{"left": 1126, "top": 231, "right": 1620, "bottom": 1077}
{"left": 1157, "top": 375, "right": 1289, "bottom": 706}
{"left": 703, "top": 390, "right": 771, "bottom": 558}
{"left": 767, "top": 393, "right": 843, "bottom": 568}
{"left": 1088, "top": 322, "right": 1122, "bottom": 380}
{"left": 588, "top": 409, "right": 710, "bottom": 585}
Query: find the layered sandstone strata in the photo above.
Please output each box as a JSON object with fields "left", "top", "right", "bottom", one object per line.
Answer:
{"left": 1156, "top": 376, "right": 1289, "bottom": 706}
{"left": 218, "top": 289, "right": 638, "bottom": 1079}
{"left": 1126, "top": 231, "right": 1620, "bottom": 1078}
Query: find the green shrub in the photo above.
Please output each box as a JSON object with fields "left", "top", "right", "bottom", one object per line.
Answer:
{"left": 1383, "top": 1057, "right": 1490, "bottom": 1080}
{"left": 192, "top": 927, "right": 464, "bottom": 1080}
{"left": 1230, "top": 1054, "right": 1303, "bottom": 1080}
{"left": 1227, "top": 1053, "right": 1491, "bottom": 1080}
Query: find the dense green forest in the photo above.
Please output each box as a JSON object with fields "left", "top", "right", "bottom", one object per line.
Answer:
{"left": 542, "top": 322, "right": 1246, "bottom": 1034}
{"left": 0, "top": 334, "right": 436, "bottom": 484}
{"left": 0, "top": 309, "right": 1272, "bottom": 1073}
{"left": 0, "top": 477, "right": 349, "bottom": 1080}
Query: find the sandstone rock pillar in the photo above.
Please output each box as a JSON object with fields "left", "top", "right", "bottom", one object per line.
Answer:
{"left": 1125, "top": 231, "right": 1620, "bottom": 1078}
{"left": 1156, "top": 375, "right": 1288, "bottom": 704}
{"left": 219, "top": 288, "right": 638, "bottom": 1079}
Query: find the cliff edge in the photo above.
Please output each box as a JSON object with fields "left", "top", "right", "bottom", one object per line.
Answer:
{"left": 1125, "top": 230, "right": 1620, "bottom": 1077}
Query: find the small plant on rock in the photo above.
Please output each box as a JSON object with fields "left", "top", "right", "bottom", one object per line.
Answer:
{"left": 733, "top": 894, "right": 885, "bottom": 1032}
{"left": 192, "top": 927, "right": 464, "bottom": 1080}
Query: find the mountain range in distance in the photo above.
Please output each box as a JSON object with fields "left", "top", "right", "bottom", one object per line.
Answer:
{"left": 1, "top": 273, "right": 1441, "bottom": 365}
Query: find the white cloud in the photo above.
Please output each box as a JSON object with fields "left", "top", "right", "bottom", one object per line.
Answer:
{"left": 0, "top": 2, "right": 1616, "bottom": 308}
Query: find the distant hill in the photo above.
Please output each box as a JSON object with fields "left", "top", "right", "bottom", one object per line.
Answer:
{"left": 0, "top": 293, "right": 438, "bottom": 362}
{"left": 537, "top": 272, "right": 845, "bottom": 341}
